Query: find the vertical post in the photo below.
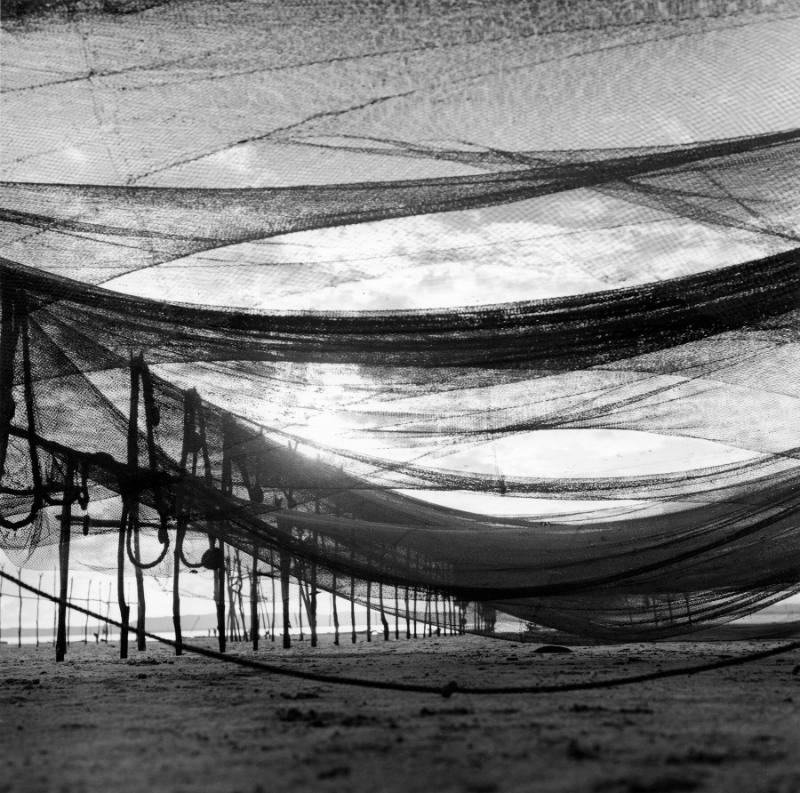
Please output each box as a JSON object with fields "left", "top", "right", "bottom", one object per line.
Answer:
{"left": 413, "top": 587, "right": 418, "bottom": 638}
{"left": 127, "top": 355, "right": 146, "bottom": 653}
{"left": 83, "top": 580, "right": 91, "bottom": 644}
{"left": 67, "top": 577, "right": 74, "bottom": 645}
{"left": 235, "top": 550, "right": 247, "bottom": 643}
{"left": 225, "top": 550, "right": 239, "bottom": 643}
{"left": 270, "top": 557, "right": 276, "bottom": 642}
{"left": 394, "top": 584, "right": 399, "bottom": 640}
{"left": 297, "top": 573, "right": 304, "bottom": 641}
{"left": 350, "top": 575, "right": 357, "bottom": 644}
{"left": 133, "top": 522, "right": 146, "bottom": 651}
{"left": 405, "top": 586, "right": 410, "bottom": 639}
{"left": 51, "top": 570, "right": 57, "bottom": 646}
{"left": 36, "top": 572, "right": 42, "bottom": 647}
{"left": 172, "top": 521, "right": 184, "bottom": 656}
{"left": 17, "top": 567, "right": 23, "bottom": 648}
{"left": 331, "top": 573, "right": 340, "bottom": 646}
{"left": 104, "top": 581, "right": 112, "bottom": 642}
{"left": 366, "top": 581, "right": 371, "bottom": 642}
{"left": 251, "top": 547, "right": 259, "bottom": 652}
{"left": 379, "top": 583, "right": 389, "bottom": 641}
{"left": 309, "top": 534, "right": 318, "bottom": 648}
{"left": 56, "top": 461, "right": 74, "bottom": 662}
{"left": 215, "top": 540, "right": 226, "bottom": 652}
{"left": 117, "top": 506, "right": 130, "bottom": 659}
{"left": 280, "top": 550, "right": 291, "bottom": 649}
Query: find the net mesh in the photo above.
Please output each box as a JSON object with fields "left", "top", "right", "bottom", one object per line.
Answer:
{"left": 2, "top": 0, "right": 800, "bottom": 643}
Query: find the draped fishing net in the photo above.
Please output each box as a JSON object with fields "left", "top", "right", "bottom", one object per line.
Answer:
{"left": 2, "top": 0, "right": 800, "bottom": 642}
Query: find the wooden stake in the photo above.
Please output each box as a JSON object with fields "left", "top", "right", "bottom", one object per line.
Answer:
{"left": 215, "top": 540, "right": 226, "bottom": 652}
{"left": 172, "top": 522, "right": 183, "bottom": 656}
{"left": 56, "top": 465, "right": 74, "bottom": 662}
{"left": 350, "top": 575, "right": 357, "bottom": 644}
{"left": 309, "top": 535, "right": 318, "bottom": 648}
{"left": 17, "top": 567, "right": 22, "bottom": 648}
{"left": 366, "top": 581, "right": 371, "bottom": 642}
{"left": 270, "top": 558, "right": 276, "bottom": 642}
{"left": 35, "top": 572, "right": 42, "bottom": 647}
{"left": 297, "top": 569, "right": 304, "bottom": 641}
{"left": 250, "top": 548, "right": 259, "bottom": 651}
{"left": 394, "top": 585, "right": 399, "bottom": 640}
{"left": 83, "top": 580, "right": 91, "bottom": 644}
{"left": 332, "top": 574, "right": 340, "bottom": 646}
{"left": 117, "top": 506, "right": 130, "bottom": 659}
{"left": 133, "top": 519, "right": 146, "bottom": 651}
{"left": 379, "top": 583, "right": 389, "bottom": 641}
{"left": 51, "top": 570, "right": 57, "bottom": 646}
{"left": 67, "top": 577, "right": 74, "bottom": 644}
{"left": 405, "top": 586, "right": 410, "bottom": 639}
{"left": 280, "top": 550, "right": 291, "bottom": 649}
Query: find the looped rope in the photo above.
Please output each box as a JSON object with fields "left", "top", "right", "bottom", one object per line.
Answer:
{"left": 123, "top": 504, "right": 170, "bottom": 570}
{"left": 175, "top": 516, "right": 205, "bottom": 568}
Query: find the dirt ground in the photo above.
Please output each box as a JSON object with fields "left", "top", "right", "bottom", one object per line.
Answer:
{"left": 1, "top": 634, "right": 799, "bottom": 793}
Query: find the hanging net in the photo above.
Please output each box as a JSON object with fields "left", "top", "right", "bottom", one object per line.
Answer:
{"left": 2, "top": 0, "right": 800, "bottom": 641}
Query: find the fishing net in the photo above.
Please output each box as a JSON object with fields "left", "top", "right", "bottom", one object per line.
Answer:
{"left": 2, "top": 0, "right": 800, "bottom": 643}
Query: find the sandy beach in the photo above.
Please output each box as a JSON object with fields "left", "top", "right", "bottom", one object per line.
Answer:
{"left": 2, "top": 634, "right": 799, "bottom": 793}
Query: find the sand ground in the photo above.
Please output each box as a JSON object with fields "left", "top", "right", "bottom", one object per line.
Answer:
{"left": 1, "top": 634, "right": 799, "bottom": 793}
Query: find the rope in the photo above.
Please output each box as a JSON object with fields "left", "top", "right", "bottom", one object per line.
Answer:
{"left": 2, "top": 569, "right": 798, "bottom": 698}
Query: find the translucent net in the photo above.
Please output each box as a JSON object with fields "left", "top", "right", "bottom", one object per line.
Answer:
{"left": 2, "top": 0, "right": 799, "bottom": 641}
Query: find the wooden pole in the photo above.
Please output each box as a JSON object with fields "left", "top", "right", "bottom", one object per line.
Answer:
{"left": 366, "top": 581, "right": 371, "bottom": 642}
{"left": 236, "top": 550, "right": 247, "bottom": 643}
{"left": 17, "top": 567, "right": 23, "bottom": 648}
{"left": 133, "top": 520, "right": 146, "bottom": 651}
{"left": 297, "top": 570, "right": 304, "bottom": 642}
{"left": 172, "top": 523, "right": 183, "bottom": 656}
{"left": 56, "top": 464, "right": 74, "bottom": 662}
{"left": 83, "top": 580, "right": 91, "bottom": 644}
{"left": 280, "top": 550, "right": 291, "bottom": 649}
{"left": 117, "top": 507, "right": 130, "bottom": 659}
{"left": 51, "top": 570, "right": 56, "bottom": 646}
{"left": 405, "top": 586, "right": 410, "bottom": 639}
{"left": 67, "top": 577, "right": 74, "bottom": 645}
{"left": 350, "top": 575, "right": 357, "bottom": 644}
{"left": 270, "top": 560, "right": 276, "bottom": 642}
{"left": 332, "top": 574, "right": 340, "bottom": 646}
{"left": 394, "top": 584, "right": 399, "bottom": 640}
{"left": 35, "top": 572, "right": 42, "bottom": 647}
{"left": 215, "top": 540, "right": 226, "bottom": 652}
{"left": 104, "top": 581, "right": 112, "bottom": 642}
{"left": 309, "top": 537, "right": 318, "bottom": 648}
{"left": 250, "top": 548, "right": 259, "bottom": 652}
{"left": 225, "top": 551, "right": 239, "bottom": 643}
{"left": 379, "top": 583, "right": 390, "bottom": 640}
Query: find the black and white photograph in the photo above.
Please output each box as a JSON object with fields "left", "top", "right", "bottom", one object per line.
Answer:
{"left": 1, "top": 1, "right": 799, "bottom": 791}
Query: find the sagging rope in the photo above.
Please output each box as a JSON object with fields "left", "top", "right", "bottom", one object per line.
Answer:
{"left": 1, "top": 568, "right": 798, "bottom": 698}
